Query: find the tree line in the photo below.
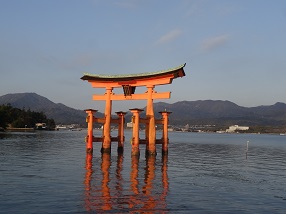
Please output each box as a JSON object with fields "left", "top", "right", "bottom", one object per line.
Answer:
{"left": 0, "top": 104, "right": 55, "bottom": 130}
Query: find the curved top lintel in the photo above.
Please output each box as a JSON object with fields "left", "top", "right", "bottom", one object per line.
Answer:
{"left": 80, "top": 64, "right": 186, "bottom": 86}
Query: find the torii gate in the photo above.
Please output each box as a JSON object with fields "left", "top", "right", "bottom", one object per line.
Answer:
{"left": 81, "top": 63, "right": 186, "bottom": 156}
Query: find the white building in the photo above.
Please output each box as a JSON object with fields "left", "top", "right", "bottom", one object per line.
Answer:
{"left": 226, "top": 125, "right": 249, "bottom": 133}
{"left": 126, "top": 122, "right": 133, "bottom": 128}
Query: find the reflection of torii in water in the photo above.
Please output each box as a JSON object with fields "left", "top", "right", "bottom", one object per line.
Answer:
{"left": 81, "top": 64, "right": 186, "bottom": 156}
{"left": 84, "top": 154, "right": 169, "bottom": 212}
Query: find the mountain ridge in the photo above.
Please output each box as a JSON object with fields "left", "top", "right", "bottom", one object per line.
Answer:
{"left": 0, "top": 93, "right": 286, "bottom": 127}
{"left": 152, "top": 100, "right": 286, "bottom": 126}
{"left": 0, "top": 93, "right": 90, "bottom": 125}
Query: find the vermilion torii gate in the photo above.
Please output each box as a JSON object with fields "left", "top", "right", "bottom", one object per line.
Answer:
{"left": 81, "top": 63, "right": 186, "bottom": 156}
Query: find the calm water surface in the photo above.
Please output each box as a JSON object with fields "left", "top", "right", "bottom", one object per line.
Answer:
{"left": 0, "top": 130, "right": 285, "bottom": 213}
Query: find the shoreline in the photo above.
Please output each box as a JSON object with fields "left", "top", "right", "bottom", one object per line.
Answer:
{"left": 5, "top": 128, "right": 35, "bottom": 132}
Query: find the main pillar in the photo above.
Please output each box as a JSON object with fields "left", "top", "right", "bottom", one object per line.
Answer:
{"left": 101, "top": 87, "right": 113, "bottom": 154}
{"left": 85, "top": 109, "right": 97, "bottom": 154}
{"left": 146, "top": 85, "right": 156, "bottom": 156}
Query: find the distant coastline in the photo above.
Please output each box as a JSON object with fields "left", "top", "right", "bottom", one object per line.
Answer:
{"left": 5, "top": 127, "right": 35, "bottom": 132}
{"left": 1, "top": 93, "right": 286, "bottom": 134}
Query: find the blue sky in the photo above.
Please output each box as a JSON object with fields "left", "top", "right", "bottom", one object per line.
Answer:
{"left": 1, "top": 0, "right": 286, "bottom": 112}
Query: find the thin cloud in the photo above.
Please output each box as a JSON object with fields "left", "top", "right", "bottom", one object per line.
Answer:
{"left": 156, "top": 29, "right": 182, "bottom": 45}
{"left": 201, "top": 34, "right": 229, "bottom": 51}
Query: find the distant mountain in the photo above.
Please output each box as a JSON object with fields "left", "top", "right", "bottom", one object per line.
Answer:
{"left": 152, "top": 100, "right": 286, "bottom": 127}
{"left": 0, "top": 93, "right": 103, "bottom": 126}
{"left": 1, "top": 93, "right": 286, "bottom": 127}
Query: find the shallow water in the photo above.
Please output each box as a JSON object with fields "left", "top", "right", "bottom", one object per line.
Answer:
{"left": 0, "top": 130, "right": 285, "bottom": 213}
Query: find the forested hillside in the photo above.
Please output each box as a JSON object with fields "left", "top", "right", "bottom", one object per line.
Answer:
{"left": 0, "top": 104, "right": 55, "bottom": 130}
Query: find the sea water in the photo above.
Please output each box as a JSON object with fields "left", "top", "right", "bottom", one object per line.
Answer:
{"left": 0, "top": 130, "right": 285, "bottom": 213}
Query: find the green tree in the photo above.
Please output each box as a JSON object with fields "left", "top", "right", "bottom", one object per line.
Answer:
{"left": 0, "top": 104, "right": 56, "bottom": 130}
{"left": 0, "top": 104, "right": 13, "bottom": 128}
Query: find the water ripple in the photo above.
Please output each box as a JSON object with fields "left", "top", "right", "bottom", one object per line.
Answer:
{"left": 0, "top": 132, "right": 286, "bottom": 213}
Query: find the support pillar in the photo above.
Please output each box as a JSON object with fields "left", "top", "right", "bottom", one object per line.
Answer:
{"left": 146, "top": 85, "right": 156, "bottom": 156}
{"left": 85, "top": 109, "right": 97, "bottom": 154}
{"left": 102, "top": 87, "right": 113, "bottom": 154}
{"left": 130, "top": 108, "right": 144, "bottom": 156}
{"left": 115, "top": 111, "right": 126, "bottom": 153}
{"left": 159, "top": 111, "right": 172, "bottom": 155}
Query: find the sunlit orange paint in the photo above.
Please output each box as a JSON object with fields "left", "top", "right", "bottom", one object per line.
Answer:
{"left": 130, "top": 108, "right": 143, "bottom": 156}
{"left": 146, "top": 85, "right": 156, "bottom": 156}
{"left": 101, "top": 87, "right": 112, "bottom": 153}
{"left": 116, "top": 111, "right": 126, "bottom": 153}
{"left": 81, "top": 64, "right": 186, "bottom": 155}
{"left": 159, "top": 111, "right": 172, "bottom": 155}
{"left": 85, "top": 109, "right": 97, "bottom": 154}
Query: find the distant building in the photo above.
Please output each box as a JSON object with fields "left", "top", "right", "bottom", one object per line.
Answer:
{"left": 226, "top": 125, "right": 249, "bottom": 133}
{"left": 126, "top": 122, "right": 133, "bottom": 128}
{"left": 56, "top": 125, "right": 68, "bottom": 130}
{"left": 35, "top": 123, "right": 47, "bottom": 130}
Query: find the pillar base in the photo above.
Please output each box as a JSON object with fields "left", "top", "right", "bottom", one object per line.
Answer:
{"left": 117, "top": 146, "right": 124, "bottom": 153}
{"left": 131, "top": 151, "right": 140, "bottom": 156}
{"left": 162, "top": 150, "right": 168, "bottom": 156}
{"left": 145, "top": 150, "right": 157, "bottom": 157}
{"left": 101, "top": 147, "right": 111, "bottom": 154}
{"left": 86, "top": 148, "right": 93, "bottom": 154}
{"left": 131, "top": 147, "right": 140, "bottom": 156}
